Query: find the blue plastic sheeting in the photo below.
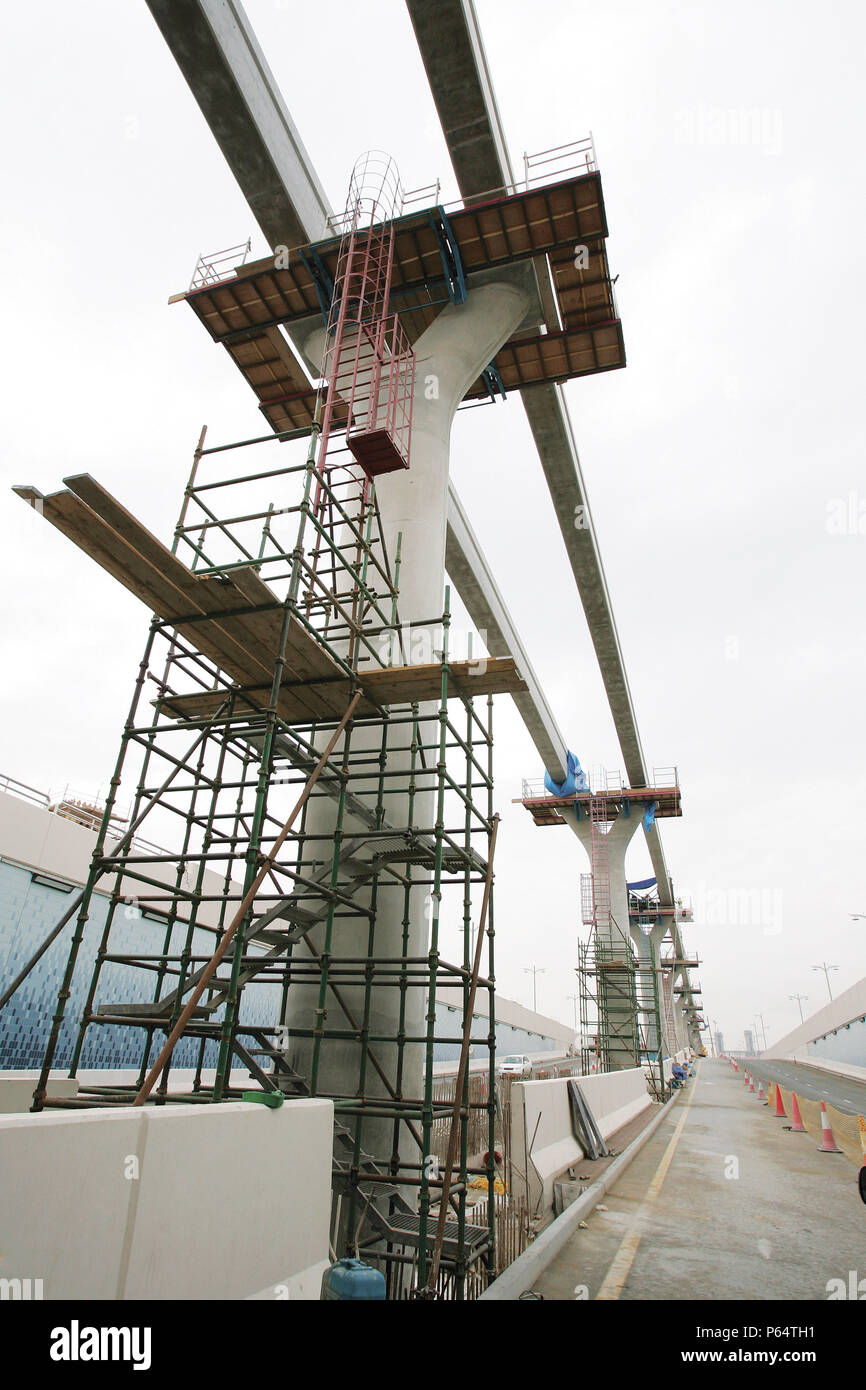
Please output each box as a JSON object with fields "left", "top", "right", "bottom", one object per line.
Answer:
{"left": 544, "top": 749, "right": 589, "bottom": 798}
{"left": 627, "top": 876, "right": 657, "bottom": 892}
{"left": 642, "top": 801, "right": 657, "bottom": 832}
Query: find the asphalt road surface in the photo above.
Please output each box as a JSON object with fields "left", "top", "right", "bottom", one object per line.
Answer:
{"left": 742, "top": 1059, "right": 866, "bottom": 1116}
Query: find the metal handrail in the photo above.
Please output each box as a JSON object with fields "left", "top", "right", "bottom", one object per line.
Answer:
{"left": 0, "top": 772, "right": 172, "bottom": 859}
{"left": 181, "top": 139, "right": 602, "bottom": 295}
{"left": 0, "top": 772, "right": 50, "bottom": 809}
{"left": 523, "top": 135, "right": 597, "bottom": 190}
{"left": 652, "top": 765, "right": 679, "bottom": 788}
{"left": 189, "top": 238, "right": 252, "bottom": 291}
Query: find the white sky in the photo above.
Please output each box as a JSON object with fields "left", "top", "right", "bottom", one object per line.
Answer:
{"left": 1, "top": 0, "right": 864, "bottom": 1052}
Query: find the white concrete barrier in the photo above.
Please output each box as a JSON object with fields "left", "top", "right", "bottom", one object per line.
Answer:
{"left": 511, "top": 1067, "right": 654, "bottom": 1214}
{"left": 0, "top": 1072, "right": 79, "bottom": 1113}
{"left": 0, "top": 1097, "right": 333, "bottom": 1300}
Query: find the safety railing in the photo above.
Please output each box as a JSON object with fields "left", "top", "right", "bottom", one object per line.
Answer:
{"left": 520, "top": 777, "right": 547, "bottom": 799}
{"left": 0, "top": 772, "right": 50, "bottom": 809}
{"left": 523, "top": 135, "right": 597, "bottom": 190}
{"left": 521, "top": 766, "right": 625, "bottom": 799}
{"left": 652, "top": 765, "right": 679, "bottom": 788}
{"left": 327, "top": 176, "right": 443, "bottom": 236}
{"left": 588, "top": 766, "right": 622, "bottom": 795}
{"left": 0, "top": 773, "right": 170, "bottom": 857}
{"left": 189, "top": 238, "right": 252, "bottom": 291}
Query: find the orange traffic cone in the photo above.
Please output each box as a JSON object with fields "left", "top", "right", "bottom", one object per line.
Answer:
{"left": 749, "top": 1074, "right": 755, "bottom": 1092}
{"left": 773, "top": 1083, "right": 787, "bottom": 1118}
{"left": 757, "top": 1080, "right": 766, "bottom": 1102}
{"left": 817, "top": 1101, "right": 842, "bottom": 1153}
{"left": 789, "top": 1091, "right": 807, "bottom": 1132}
{"left": 744, "top": 1070, "right": 750, "bottom": 1086}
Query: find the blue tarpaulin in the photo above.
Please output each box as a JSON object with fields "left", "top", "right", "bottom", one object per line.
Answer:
{"left": 544, "top": 749, "right": 589, "bottom": 798}
{"left": 627, "top": 876, "right": 657, "bottom": 892}
{"left": 642, "top": 802, "right": 657, "bottom": 832}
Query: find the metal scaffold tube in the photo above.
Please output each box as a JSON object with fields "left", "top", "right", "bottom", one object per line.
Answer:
{"left": 4, "top": 406, "right": 506, "bottom": 1298}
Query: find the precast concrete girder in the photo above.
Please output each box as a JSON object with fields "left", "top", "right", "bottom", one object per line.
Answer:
{"left": 445, "top": 487, "right": 568, "bottom": 783}
{"left": 405, "top": 0, "right": 676, "bottom": 907}
{"left": 146, "top": 0, "right": 332, "bottom": 248}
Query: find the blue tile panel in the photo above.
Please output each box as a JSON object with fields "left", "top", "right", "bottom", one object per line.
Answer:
{"left": 0, "top": 860, "right": 279, "bottom": 1070}
{"left": 1, "top": 861, "right": 563, "bottom": 1070}
{"left": 807, "top": 1016, "right": 866, "bottom": 1068}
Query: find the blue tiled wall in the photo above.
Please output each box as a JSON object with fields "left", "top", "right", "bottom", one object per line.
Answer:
{"left": 0, "top": 860, "right": 279, "bottom": 1070}
{"left": 807, "top": 1016, "right": 866, "bottom": 1068}
{"left": 1, "top": 860, "right": 563, "bottom": 1071}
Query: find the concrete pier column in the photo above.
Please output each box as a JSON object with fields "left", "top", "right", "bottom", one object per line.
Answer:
{"left": 568, "top": 806, "right": 646, "bottom": 1071}
{"left": 633, "top": 919, "right": 666, "bottom": 1057}
{"left": 284, "top": 275, "right": 535, "bottom": 1164}
{"left": 567, "top": 807, "right": 645, "bottom": 952}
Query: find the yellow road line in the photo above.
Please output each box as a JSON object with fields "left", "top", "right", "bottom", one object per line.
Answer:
{"left": 595, "top": 1080, "right": 697, "bottom": 1301}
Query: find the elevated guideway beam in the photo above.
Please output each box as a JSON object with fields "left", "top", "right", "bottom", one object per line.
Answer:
{"left": 406, "top": 0, "right": 676, "bottom": 909}
{"left": 446, "top": 488, "right": 567, "bottom": 782}
{"left": 145, "top": 0, "right": 569, "bottom": 787}
{"left": 146, "top": 0, "right": 331, "bottom": 248}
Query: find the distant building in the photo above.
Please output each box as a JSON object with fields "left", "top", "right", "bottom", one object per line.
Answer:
{"left": 744, "top": 1028, "right": 755, "bottom": 1054}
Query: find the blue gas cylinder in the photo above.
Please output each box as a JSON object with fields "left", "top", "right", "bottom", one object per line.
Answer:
{"left": 321, "top": 1258, "right": 386, "bottom": 1301}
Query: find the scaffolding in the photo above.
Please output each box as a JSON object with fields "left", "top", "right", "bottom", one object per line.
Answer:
{"left": 7, "top": 154, "right": 520, "bottom": 1299}
{"left": 13, "top": 416, "right": 506, "bottom": 1296}
{"left": 577, "top": 927, "right": 666, "bottom": 1098}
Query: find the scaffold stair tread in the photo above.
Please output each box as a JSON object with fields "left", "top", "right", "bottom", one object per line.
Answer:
{"left": 252, "top": 829, "right": 487, "bottom": 941}
{"left": 98, "top": 941, "right": 289, "bottom": 1019}
{"left": 368, "top": 1210, "right": 489, "bottom": 1259}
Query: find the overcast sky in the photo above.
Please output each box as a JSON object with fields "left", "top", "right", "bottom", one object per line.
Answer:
{"left": 1, "top": 1, "right": 864, "bottom": 1051}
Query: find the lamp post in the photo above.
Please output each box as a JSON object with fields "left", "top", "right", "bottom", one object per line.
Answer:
{"left": 524, "top": 965, "right": 545, "bottom": 1013}
{"left": 812, "top": 962, "right": 838, "bottom": 1002}
{"left": 789, "top": 993, "right": 808, "bottom": 1024}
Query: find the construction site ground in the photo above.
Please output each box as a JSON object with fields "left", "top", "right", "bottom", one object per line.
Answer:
{"left": 530, "top": 1058, "right": 865, "bottom": 1300}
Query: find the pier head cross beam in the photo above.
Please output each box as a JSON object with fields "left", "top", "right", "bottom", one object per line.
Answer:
{"left": 519, "top": 777, "right": 682, "bottom": 1070}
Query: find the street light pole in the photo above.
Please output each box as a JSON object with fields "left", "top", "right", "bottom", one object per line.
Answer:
{"left": 789, "top": 993, "right": 808, "bottom": 1024}
{"left": 567, "top": 992, "right": 579, "bottom": 1030}
{"left": 812, "top": 961, "right": 838, "bottom": 1002}
{"left": 524, "top": 965, "right": 545, "bottom": 1013}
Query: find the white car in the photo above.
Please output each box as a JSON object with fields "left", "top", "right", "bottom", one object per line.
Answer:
{"left": 498, "top": 1054, "right": 533, "bottom": 1079}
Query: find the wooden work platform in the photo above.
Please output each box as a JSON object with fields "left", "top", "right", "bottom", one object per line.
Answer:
{"left": 518, "top": 785, "right": 682, "bottom": 828}
{"left": 174, "top": 172, "right": 624, "bottom": 435}
{"left": 14, "top": 477, "right": 527, "bottom": 723}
